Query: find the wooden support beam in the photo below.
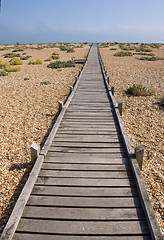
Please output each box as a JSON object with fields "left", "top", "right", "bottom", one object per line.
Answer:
{"left": 58, "top": 101, "right": 63, "bottom": 114}
{"left": 30, "top": 142, "right": 40, "bottom": 163}
{"left": 69, "top": 85, "right": 73, "bottom": 94}
{"left": 111, "top": 86, "right": 114, "bottom": 96}
{"left": 135, "top": 144, "right": 144, "bottom": 170}
{"left": 107, "top": 76, "right": 109, "bottom": 84}
{"left": 118, "top": 101, "right": 123, "bottom": 116}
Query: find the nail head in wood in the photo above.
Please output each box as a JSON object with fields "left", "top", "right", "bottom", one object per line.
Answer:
{"left": 30, "top": 142, "right": 40, "bottom": 163}
{"left": 118, "top": 101, "right": 123, "bottom": 116}
{"left": 111, "top": 86, "right": 114, "bottom": 96}
{"left": 135, "top": 144, "right": 144, "bottom": 170}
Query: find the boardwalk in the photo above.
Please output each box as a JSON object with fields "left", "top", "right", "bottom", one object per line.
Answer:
{"left": 1, "top": 44, "right": 162, "bottom": 240}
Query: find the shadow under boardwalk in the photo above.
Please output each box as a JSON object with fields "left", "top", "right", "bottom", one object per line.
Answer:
{"left": 13, "top": 45, "right": 152, "bottom": 239}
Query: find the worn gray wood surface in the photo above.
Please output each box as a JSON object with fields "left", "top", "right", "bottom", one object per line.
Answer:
{"left": 9, "top": 44, "right": 156, "bottom": 239}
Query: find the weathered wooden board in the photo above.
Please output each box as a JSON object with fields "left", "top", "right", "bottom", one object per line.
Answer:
{"left": 22, "top": 206, "right": 145, "bottom": 220}
{"left": 13, "top": 234, "right": 151, "bottom": 240}
{"left": 41, "top": 163, "right": 131, "bottom": 171}
{"left": 27, "top": 196, "right": 141, "bottom": 207}
{"left": 39, "top": 170, "right": 133, "bottom": 179}
{"left": 36, "top": 177, "right": 135, "bottom": 187}
{"left": 31, "top": 186, "right": 138, "bottom": 196}
{"left": 46, "top": 152, "right": 128, "bottom": 161}
{"left": 16, "top": 219, "right": 149, "bottom": 235}
{"left": 50, "top": 142, "right": 123, "bottom": 148}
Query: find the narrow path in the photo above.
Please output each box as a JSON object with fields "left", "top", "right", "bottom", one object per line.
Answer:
{"left": 1, "top": 44, "right": 162, "bottom": 240}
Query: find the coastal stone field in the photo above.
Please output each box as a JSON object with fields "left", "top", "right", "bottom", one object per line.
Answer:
{"left": 0, "top": 43, "right": 90, "bottom": 232}
{"left": 100, "top": 43, "right": 164, "bottom": 234}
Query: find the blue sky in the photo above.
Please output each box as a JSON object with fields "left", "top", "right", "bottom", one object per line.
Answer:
{"left": 0, "top": 0, "right": 164, "bottom": 44}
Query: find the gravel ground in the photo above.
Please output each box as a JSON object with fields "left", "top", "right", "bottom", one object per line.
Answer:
{"left": 0, "top": 43, "right": 90, "bottom": 232}
{"left": 100, "top": 44, "right": 164, "bottom": 234}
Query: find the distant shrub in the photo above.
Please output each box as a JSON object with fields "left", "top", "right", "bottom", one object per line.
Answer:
{"left": 29, "top": 59, "right": 42, "bottom": 65}
{"left": 138, "top": 56, "right": 164, "bottom": 61}
{"left": 47, "top": 60, "right": 75, "bottom": 69}
{"left": 136, "top": 47, "right": 152, "bottom": 52}
{"left": 0, "top": 71, "right": 8, "bottom": 76}
{"left": 59, "top": 46, "right": 68, "bottom": 51}
{"left": 114, "top": 51, "right": 132, "bottom": 57}
{"left": 6, "top": 66, "right": 21, "bottom": 72}
{"left": 1, "top": 62, "right": 10, "bottom": 71}
{"left": 24, "top": 77, "right": 30, "bottom": 80}
{"left": 3, "top": 53, "right": 21, "bottom": 58}
{"left": 67, "top": 47, "right": 75, "bottom": 53}
{"left": 12, "top": 49, "right": 24, "bottom": 52}
{"left": 149, "top": 43, "right": 161, "bottom": 49}
{"left": 120, "top": 46, "right": 135, "bottom": 51}
{"left": 51, "top": 55, "right": 60, "bottom": 60}
{"left": 20, "top": 55, "right": 31, "bottom": 60}
{"left": 99, "top": 43, "right": 109, "bottom": 48}
{"left": 133, "top": 53, "right": 155, "bottom": 56}
{"left": 125, "top": 84, "right": 155, "bottom": 96}
{"left": 110, "top": 48, "right": 117, "bottom": 50}
{"left": 40, "top": 81, "right": 51, "bottom": 85}
{"left": 10, "top": 58, "right": 23, "bottom": 65}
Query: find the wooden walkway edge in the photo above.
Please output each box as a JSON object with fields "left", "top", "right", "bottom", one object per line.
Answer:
{"left": 0, "top": 44, "right": 162, "bottom": 240}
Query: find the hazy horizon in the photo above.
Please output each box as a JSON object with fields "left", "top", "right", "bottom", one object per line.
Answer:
{"left": 0, "top": 0, "right": 164, "bottom": 45}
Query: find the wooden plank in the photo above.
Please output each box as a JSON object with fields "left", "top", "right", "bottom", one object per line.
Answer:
{"left": 50, "top": 142, "right": 123, "bottom": 148}
{"left": 46, "top": 152, "right": 128, "bottom": 161}
{"left": 49, "top": 146, "right": 125, "bottom": 153}
{"left": 22, "top": 206, "right": 145, "bottom": 220}
{"left": 36, "top": 177, "right": 135, "bottom": 187}
{"left": 13, "top": 234, "right": 152, "bottom": 240}
{"left": 53, "top": 136, "right": 121, "bottom": 142}
{"left": 56, "top": 130, "right": 119, "bottom": 135}
{"left": 16, "top": 219, "right": 149, "bottom": 235}
{"left": 32, "top": 186, "right": 138, "bottom": 197}
{"left": 42, "top": 163, "right": 131, "bottom": 171}
{"left": 27, "top": 196, "right": 141, "bottom": 207}
{"left": 39, "top": 170, "right": 133, "bottom": 179}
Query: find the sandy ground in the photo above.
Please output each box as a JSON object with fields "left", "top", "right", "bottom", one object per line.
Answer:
{"left": 0, "top": 43, "right": 90, "bottom": 232}
{"left": 100, "top": 44, "right": 164, "bottom": 234}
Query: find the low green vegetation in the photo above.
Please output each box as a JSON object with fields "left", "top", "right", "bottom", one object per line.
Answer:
{"left": 66, "top": 47, "right": 75, "bottom": 53}
{"left": 20, "top": 55, "right": 31, "bottom": 60}
{"left": 3, "top": 53, "right": 21, "bottom": 58}
{"left": 24, "top": 77, "right": 30, "bottom": 81}
{"left": 6, "top": 66, "right": 21, "bottom": 72}
{"left": 99, "top": 43, "right": 109, "bottom": 48}
{"left": 12, "top": 49, "right": 24, "bottom": 52}
{"left": 114, "top": 51, "right": 132, "bottom": 57}
{"left": 125, "top": 84, "right": 155, "bottom": 96}
{"left": 110, "top": 48, "right": 117, "bottom": 50}
{"left": 40, "top": 81, "right": 51, "bottom": 85}
{"left": 29, "top": 59, "right": 42, "bottom": 65}
{"left": 59, "top": 46, "right": 68, "bottom": 51}
{"left": 0, "top": 71, "right": 8, "bottom": 76}
{"left": 44, "top": 53, "right": 60, "bottom": 62}
{"left": 138, "top": 56, "right": 164, "bottom": 61}
{"left": 10, "top": 58, "right": 23, "bottom": 65}
{"left": 47, "top": 60, "right": 75, "bottom": 69}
